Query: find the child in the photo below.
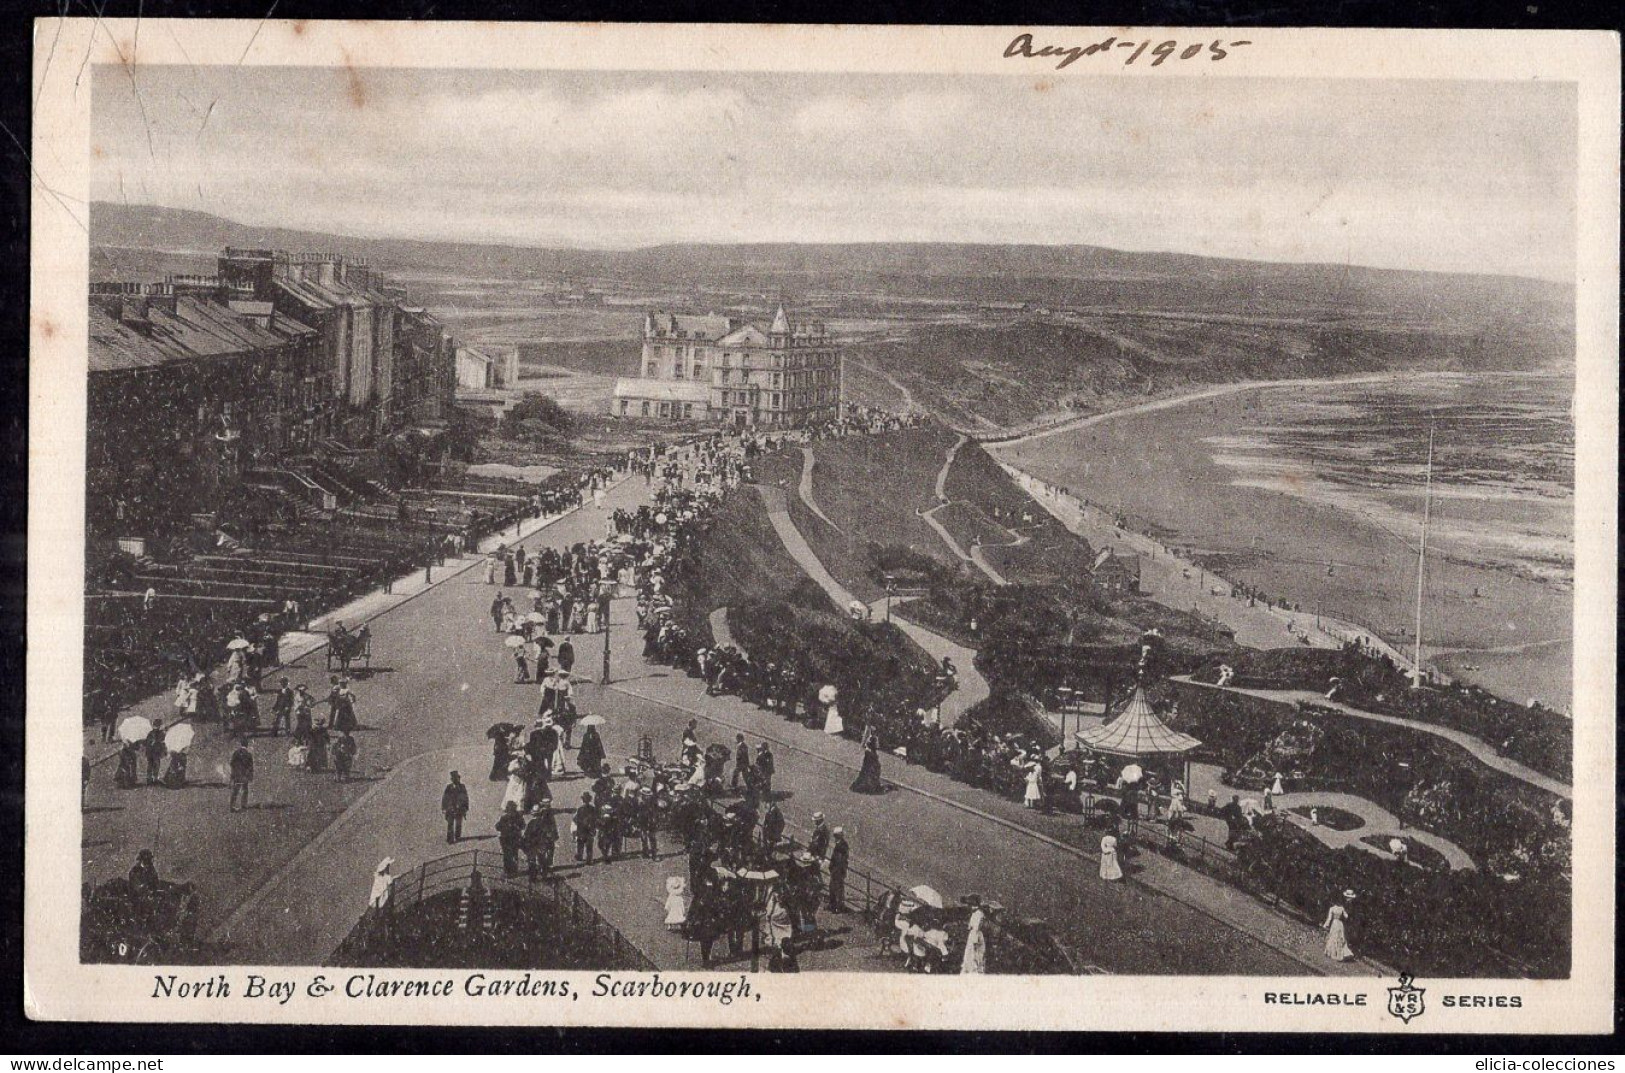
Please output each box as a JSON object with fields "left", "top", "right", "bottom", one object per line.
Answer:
{"left": 664, "top": 876, "right": 689, "bottom": 931}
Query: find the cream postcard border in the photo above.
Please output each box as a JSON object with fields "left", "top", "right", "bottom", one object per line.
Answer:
{"left": 26, "top": 20, "right": 1621, "bottom": 1032}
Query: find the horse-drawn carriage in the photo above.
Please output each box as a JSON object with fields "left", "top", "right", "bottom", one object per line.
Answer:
{"left": 80, "top": 875, "right": 202, "bottom": 964}
{"left": 325, "top": 625, "right": 372, "bottom": 673}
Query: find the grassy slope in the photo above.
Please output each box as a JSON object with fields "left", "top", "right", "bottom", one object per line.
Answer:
{"left": 855, "top": 314, "right": 1573, "bottom": 430}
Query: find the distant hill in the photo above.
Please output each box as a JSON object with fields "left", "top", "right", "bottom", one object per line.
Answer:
{"left": 90, "top": 202, "right": 1575, "bottom": 428}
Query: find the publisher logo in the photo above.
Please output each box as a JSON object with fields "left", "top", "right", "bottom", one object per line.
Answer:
{"left": 1387, "top": 973, "right": 1426, "bottom": 1024}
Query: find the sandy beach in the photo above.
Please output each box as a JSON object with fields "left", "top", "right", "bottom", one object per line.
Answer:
{"left": 990, "top": 375, "right": 1573, "bottom": 709}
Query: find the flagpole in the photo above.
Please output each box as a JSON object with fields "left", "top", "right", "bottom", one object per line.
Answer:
{"left": 1410, "top": 419, "right": 1434, "bottom": 689}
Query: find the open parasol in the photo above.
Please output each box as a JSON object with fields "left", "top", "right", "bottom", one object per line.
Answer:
{"left": 117, "top": 716, "right": 153, "bottom": 743}
{"left": 908, "top": 884, "right": 945, "bottom": 909}
{"left": 1120, "top": 763, "right": 1143, "bottom": 784}
{"left": 226, "top": 638, "right": 252, "bottom": 650}
{"left": 525, "top": 612, "right": 546, "bottom": 623}
{"left": 487, "top": 722, "right": 522, "bottom": 739}
{"left": 577, "top": 714, "right": 606, "bottom": 727}
{"left": 504, "top": 634, "right": 526, "bottom": 648}
{"left": 165, "top": 724, "right": 195, "bottom": 752}
{"left": 818, "top": 684, "right": 838, "bottom": 706}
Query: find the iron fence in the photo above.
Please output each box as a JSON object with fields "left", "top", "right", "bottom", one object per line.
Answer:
{"left": 328, "top": 848, "right": 657, "bottom": 971}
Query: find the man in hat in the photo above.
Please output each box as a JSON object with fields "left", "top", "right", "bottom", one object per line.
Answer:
{"left": 332, "top": 730, "right": 358, "bottom": 781}
{"left": 228, "top": 738, "right": 254, "bottom": 812}
{"left": 760, "top": 799, "right": 786, "bottom": 851}
{"left": 557, "top": 636, "right": 576, "bottom": 677}
{"left": 292, "top": 684, "right": 315, "bottom": 741}
{"left": 755, "top": 742, "right": 776, "bottom": 800}
{"left": 573, "top": 792, "right": 598, "bottom": 864}
{"left": 522, "top": 802, "right": 558, "bottom": 881}
{"left": 826, "top": 828, "right": 850, "bottom": 912}
{"left": 807, "top": 812, "right": 831, "bottom": 860}
{"left": 143, "top": 719, "right": 167, "bottom": 785}
{"left": 636, "top": 787, "right": 660, "bottom": 860}
{"left": 495, "top": 801, "right": 526, "bottom": 878}
{"left": 732, "top": 734, "right": 750, "bottom": 791}
{"left": 269, "top": 677, "right": 294, "bottom": 737}
{"left": 441, "top": 771, "right": 469, "bottom": 843}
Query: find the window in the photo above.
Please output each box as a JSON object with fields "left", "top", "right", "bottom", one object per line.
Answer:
{"left": 683, "top": 403, "right": 695, "bottom": 418}
{"left": 772, "top": 372, "right": 781, "bottom": 388}
{"left": 641, "top": 401, "right": 650, "bottom": 417}
{"left": 658, "top": 402, "right": 671, "bottom": 418}
{"left": 692, "top": 365, "right": 703, "bottom": 379}
{"left": 720, "top": 368, "right": 731, "bottom": 383}
{"left": 646, "top": 363, "right": 657, "bottom": 377}
{"left": 772, "top": 393, "right": 782, "bottom": 409}
{"left": 620, "top": 400, "right": 630, "bottom": 416}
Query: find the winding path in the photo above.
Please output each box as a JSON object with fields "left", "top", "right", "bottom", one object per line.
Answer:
{"left": 755, "top": 483, "right": 989, "bottom": 725}
{"left": 914, "top": 434, "right": 1025, "bottom": 586}
{"left": 796, "top": 447, "right": 842, "bottom": 532}
{"left": 1176, "top": 677, "right": 1571, "bottom": 800}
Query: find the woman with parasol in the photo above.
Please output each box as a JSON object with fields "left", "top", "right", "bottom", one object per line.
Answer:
{"left": 576, "top": 721, "right": 606, "bottom": 777}
{"left": 850, "top": 727, "right": 886, "bottom": 794}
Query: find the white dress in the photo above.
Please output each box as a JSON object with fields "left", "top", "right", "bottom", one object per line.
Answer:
{"left": 502, "top": 768, "right": 526, "bottom": 810}
{"left": 1271, "top": 774, "right": 1286, "bottom": 796}
{"left": 823, "top": 704, "right": 844, "bottom": 735}
{"left": 1099, "top": 835, "right": 1124, "bottom": 881}
{"left": 1024, "top": 765, "right": 1043, "bottom": 807}
{"left": 663, "top": 877, "right": 688, "bottom": 929}
{"left": 1323, "top": 905, "right": 1354, "bottom": 961}
{"left": 960, "top": 909, "right": 988, "bottom": 974}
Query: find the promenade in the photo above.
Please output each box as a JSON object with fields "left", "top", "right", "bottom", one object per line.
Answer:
{"left": 84, "top": 452, "right": 1378, "bottom": 976}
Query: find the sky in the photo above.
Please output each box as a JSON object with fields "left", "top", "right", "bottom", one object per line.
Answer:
{"left": 91, "top": 66, "right": 1577, "bottom": 280}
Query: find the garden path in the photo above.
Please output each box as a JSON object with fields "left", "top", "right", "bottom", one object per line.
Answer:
{"left": 754, "top": 484, "right": 989, "bottom": 726}
{"left": 1275, "top": 792, "right": 1478, "bottom": 872}
{"left": 1175, "top": 677, "right": 1570, "bottom": 800}
{"left": 796, "top": 446, "right": 842, "bottom": 532}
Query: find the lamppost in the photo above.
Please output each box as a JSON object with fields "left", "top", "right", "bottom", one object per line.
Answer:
{"left": 883, "top": 574, "right": 895, "bottom": 623}
{"left": 599, "top": 586, "right": 612, "bottom": 685}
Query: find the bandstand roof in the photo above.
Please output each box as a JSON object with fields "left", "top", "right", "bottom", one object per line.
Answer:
{"left": 1075, "top": 688, "right": 1201, "bottom": 756}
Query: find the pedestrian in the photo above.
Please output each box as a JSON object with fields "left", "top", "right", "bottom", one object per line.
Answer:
{"left": 441, "top": 771, "right": 469, "bottom": 843}
{"left": 228, "top": 738, "right": 254, "bottom": 812}
{"left": 961, "top": 900, "right": 988, "bottom": 974}
{"left": 513, "top": 644, "right": 530, "bottom": 683}
{"left": 1099, "top": 833, "right": 1124, "bottom": 881}
{"left": 496, "top": 801, "right": 525, "bottom": 878}
{"left": 490, "top": 594, "right": 505, "bottom": 632}
{"left": 557, "top": 636, "right": 575, "bottom": 676}
{"left": 576, "top": 723, "right": 606, "bottom": 777}
{"left": 732, "top": 734, "right": 749, "bottom": 790}
{"left": 293, "top": 685, "right": 315, "bottom": 741}
{"left": 850, "top": 732, "right": 885, "bottom": 794}
{"left": 485, "top": 556, "right": 497, "bottom": 585}
{"left": 143, "top": 720, "right": 167, "bottom": 785}
{"left": 664, "top": 876, "right": 689, "bottom": 931}
{"left": 270, "top": 677, "right": 294, "bottom": 736}
{"left": 755, "top": 742, "right": 775, "bottom": 799}
{"left": 306, "top": 720, "right": 330, "bottom": 772}
{"left": 1323, "top": 891, "right": 1356, "bottom": 961}
{"left": 333, "top": 730, "right": 358, "bottom": 781}
{"left": 826, "top": 828, "right": 849, "bottom": 912}
{"left": 523, "top": 803, "right": 557, "bottom": 881}
{"left": 637, "top": 787, "right": 659, "bottom": 859}
{"left": 114, "top": 740, "right": 139, "bottom": 789}
{"left": 760, "top": 800, "right": 785, "bottom": 850}
{"left": 807, "top": 812, "right": 830, "bottom": 859}
{"left": 1023, "top": 760, "right": 1044, "bottom": 810}
{"left": 369, "top": 858, "right": 396, "bottom": 912}
{"left": 573, "top": 792, "right": 598, "bottom": 863}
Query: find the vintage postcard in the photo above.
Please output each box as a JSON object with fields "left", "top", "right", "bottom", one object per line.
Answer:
{"left": 25, "top": 21, "right": 1619, "bottom": 1032}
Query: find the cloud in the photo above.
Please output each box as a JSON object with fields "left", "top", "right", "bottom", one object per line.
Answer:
{"left": 88, "top": 67, "right": 1576, "bottom": 279}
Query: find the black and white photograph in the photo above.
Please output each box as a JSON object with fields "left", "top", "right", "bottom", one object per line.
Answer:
{"left": 24, "top": 20, "right": 1618, "bottom": 1033}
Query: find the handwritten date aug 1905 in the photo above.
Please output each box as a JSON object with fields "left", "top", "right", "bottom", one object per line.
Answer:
{"left": 1004, "top": 33, "right": 1253, "bottom": 69}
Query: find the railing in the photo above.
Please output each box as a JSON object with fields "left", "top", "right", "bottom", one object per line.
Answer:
{"left": 690, "top": 792, "right": 1099, "bottom": 974}
{"left": 327, "top": 849, "right": 657, "bottom": 971}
